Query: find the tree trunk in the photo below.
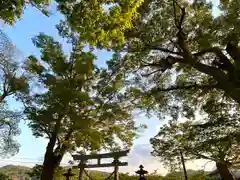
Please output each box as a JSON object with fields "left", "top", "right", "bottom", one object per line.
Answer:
{"left": 180, "top": 150, "right": 188, "bottom": 180}
{"left": 216, "top": 162, "right": 236, "bottom": 180}
{"left": 41, "top": 153, "right": 62, "bottom": 180}
{"left": 40, "top": 139, "right": 64, "bottom": 180}
{"left": 228, "top": 89, "right": 240, "bottom": 105}
{"left": 41, "top": 121, "right": 62, "bottom": 180}
{"left": 41, "top": 123, "right": 73, "bottom": 180}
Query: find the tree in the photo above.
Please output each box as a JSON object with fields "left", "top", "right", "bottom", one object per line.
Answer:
{"left": 119, "top": 0, "right": 240, "bottom": 115}
{"left": 0, "top": 29, "right": 29, "bottom": 102}
{"left": 189, "top": 172, "right": 212, "bottom": 180}
{"left": 0, "top": 0, "right": 50, "bottom": 24}
{"left": 23, "top": 33, "right": 137, "bottom": 180}
{"left": 58, "top": 1, "right": 240, "bottom": 178}
{"left": 0, "top": 104, "right": 21, "bottom": 156}
{"left": 27, "top": 165, "right": 65, "bottom": 180}
{"left": 0, "top": 30, "right": 29, "bottom": 157}
{"left": 59, "top": 1, "right": 240, "bottom": 178}
{"left": 58, "top": 0, "right": 240, "bottom": 108}
{"left": 0, "top": 172, "right": 10, "bottom": 180}
{"left": 150, "top": 96, "right": 240, "bottom": 180}
{"left": 164, "top": 170, "right": 212, "bottom": 180}
{"left": 27, "top": 165, "right": 42, "bottom": 178}
{"left": 0, "top": 165, "right": 31, "bottom": 180}
{"left": 56, "top": 0, "right": 143, "bottom": 48}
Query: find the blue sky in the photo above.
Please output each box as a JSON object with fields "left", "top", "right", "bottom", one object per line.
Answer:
{"left": 0, "top": 0, "right": 220, "bottom": 174}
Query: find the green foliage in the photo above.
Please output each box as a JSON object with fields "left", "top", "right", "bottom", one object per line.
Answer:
{"left": 0, "top": 165, "right": 212, "bottom": 180}
{"left": 150, "top": 120, "right": 185, "bottom": 170}
{"left": 69, "top": 0, "right": 240, "bottom": 120}
{"left": 0, "top": 165, "right": 31, "bottom": 180}
{"left": 165, "top": 170, "right": 212, "bottom": 180}
{"left": 122, "top": 0, "right": 240, "bottom": 113}
{"left": 0, "top": 29, "right": 29, "bottom": 102}
{"left": 150, "top": 96, "right": 240, "bottom": 171}
{"left": 27, "top": 165, "right": 42, "bottom": 177}
{"left": 0, "top": 0, "right": 50, "bottom": 24}
{"left": 0, "top": 104, "right": 22, "bottom": 157}
{"left": 23, "top": 31, "right": 137, "bottom": 179}
{"left": 27, "top": 165, "right": 66, "bottom": 180}
{"left": 0, "top": 30, "right": 29, "bottom": 157}
{"left": 0, "top": 172, "right": 10, "bottom": 180}
{"left": 190, "top": 173, "right": 213, "bottom": 180}
{"left": 56, "top": 0, "right": 143, "bottom": 48}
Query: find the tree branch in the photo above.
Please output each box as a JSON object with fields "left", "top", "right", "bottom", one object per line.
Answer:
{"left": 173, "top": 0, "right": 179, "bottom": 28}
{"left": 191, "top": 61, "right": 229, "bottom": 83}
{"left": 182, "top": 145, "right": 217, "bottom": 162}
{"left": 172, "top": 0, "right": 186, "bottom": 30}
{"left": 189, "top": 150, "right": 216, "bottom": 162}
{"left": 193, "top": 47, "right": 234, "bottom": 70}
{"left": 141, "top": 69, "right": 163, "bottom": 77}
{"left": 127, "top": 45, "right": 181, "bottom": 55}
{"left": 150, "top": 83, "right": 219, "bottom": 94}
{"left": 136, "top": 0, "right": 152, "bottom": 16}
{"left": 38, "top": 123, "right": 51, "bottom": 139}
{"left": 193, "top": 47, "right": 220, "bottom": 57}
{"left": 226, "top": 43, "right": 240, "bottom": 62}
{"left": 0, "top": 90, "right": 8, "bottom": 103}
{"left": 139, "top": 56, "right": 183, "bottom": 70}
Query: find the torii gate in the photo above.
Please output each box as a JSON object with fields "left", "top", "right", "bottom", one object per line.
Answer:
{"left": 72, "top": 150, "right": 129, "bottom": 180}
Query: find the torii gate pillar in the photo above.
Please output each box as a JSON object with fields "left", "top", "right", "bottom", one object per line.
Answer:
{"left": 78, "top": 160, "right": 85, "bottom": 180}
{"left": 72, "top": 150, "right": 129, "bottom": 180}
{"left": 114, "top": 157, "right": 120, "bottom": 180}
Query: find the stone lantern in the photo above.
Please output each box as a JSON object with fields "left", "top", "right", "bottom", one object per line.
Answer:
{"left": 63, "top": 168, "right": 75, "bottom": 180}
{"left": 136, "top": 165, "right": 148, "bottom": 180}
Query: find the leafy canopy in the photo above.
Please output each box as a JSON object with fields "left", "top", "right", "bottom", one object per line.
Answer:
{"left": 0, "top": 0, "right": 50, "bottom": 24}
{"left": 56, "top": 0, "right": 143, "bottom": 48}
{"left": 0, "top": 172, "right": 10, "bottom": 180}
{"left": 0, "top": 30, "right": 29, "bottom": 157}
{"left": 0, "top": 30, "right": 29, "bottom": 102}
{"left": 0, "top": 104, "right": 22, "bottom": 157}
{"left": 27, "top": 165, "right": 65, "bottom": 180}
{"left": 61, "top": 0, "right": 240, "bottom": 119}
{"left": 165, "top": 170, "right": 212, "bottom": 180}
{"left": 150, "top": 96, "right": 240, "bottom": 170}
{"left": 120, "top": 0, "right": 240, "bottom": 115}
{"left": 24, "top": 32, "right": 137, "bottom": 156}
{"left": 0, "top": 164, "right": 212, "bottom": 180}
